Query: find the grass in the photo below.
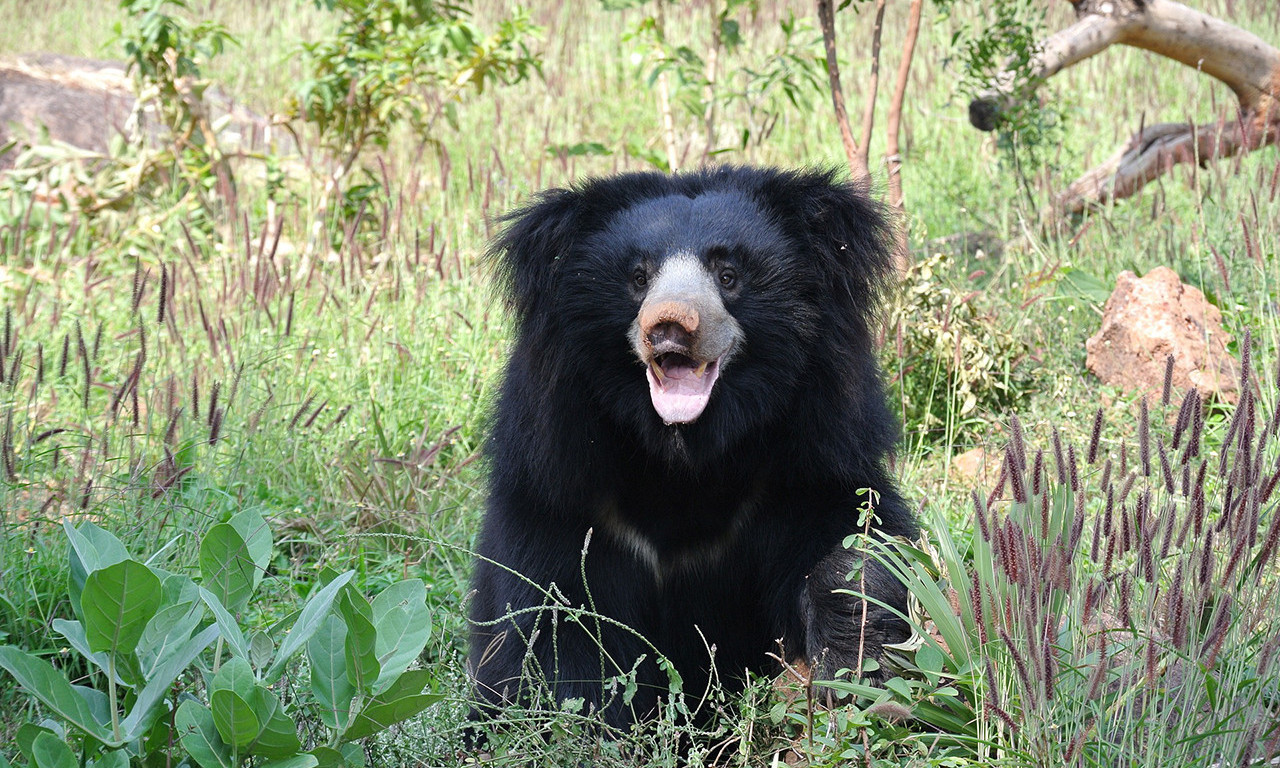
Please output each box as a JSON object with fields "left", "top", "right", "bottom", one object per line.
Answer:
{"left": 0, "top": 0, "right": 1277, "bottom": 765}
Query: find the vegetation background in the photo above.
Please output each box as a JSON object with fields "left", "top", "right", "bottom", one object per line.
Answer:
{"left": 0, "top": 0, "right": 1276, "bottom": 765}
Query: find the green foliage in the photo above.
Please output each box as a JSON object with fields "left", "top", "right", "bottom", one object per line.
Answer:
{"left": 0, "top": 513, "right": 440, "bottom": 768}
{"left": 888, "top": 251, "right": 1036, "bottom": 442}
{"left": 116, "top": 0, "right": 239, "bottom": 214}
{"left": 293, "top": 0, "right": 541, "bottom": 171}
{"left": 941, "top": 0, "right": 1064, "bottom": 172}
{"left": 609, "top": 0, "right": 823, "bottom": 165}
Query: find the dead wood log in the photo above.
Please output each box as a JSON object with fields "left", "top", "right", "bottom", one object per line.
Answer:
{"left": 969, "top": 0, "right": 1280, "bottom": 217}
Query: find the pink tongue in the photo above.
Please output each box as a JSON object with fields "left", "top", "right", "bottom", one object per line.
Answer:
{"left": 646, "top": 359, "right": 719, "bottom": 424}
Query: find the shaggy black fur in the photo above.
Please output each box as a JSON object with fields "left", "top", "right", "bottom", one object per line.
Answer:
{"left": 468, "top": 166, "right": 915, "bottom": 729}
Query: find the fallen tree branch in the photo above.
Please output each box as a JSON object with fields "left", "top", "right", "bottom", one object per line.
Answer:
{"left": 970, "top": 0, "right": 1280, "bottom": 217}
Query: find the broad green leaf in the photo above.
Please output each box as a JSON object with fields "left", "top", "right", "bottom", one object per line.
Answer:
{"left": 65, "top": 521, "right": 130, "bottom": 620}
{"left": 137, "top": 601, "right": 204, "bottom": 679}
{"left": 0, "top": 646, "right": 113, "bottom": 744}
{"left": 264, "top": 571, "right": 355, "bottom": 683}
{"left": 176, "top": 700, "right": 233, "bottom": 768}
{"left": 916, "top": 643, "right": 945, "bottom": 684}
{"left": 82, "top": 559, "right": 163, "bottom": 658}
{"left": 344, "top": 688, "right": 442, "bottom": 741}
{"left": 16, "top": 724, "right": 59, "bottom": 763}
{"left": 250, "top": 631, "right": 275, "bottom": 671}
{"left": 227, "top": 508, "right": 273, "bottom": 592}
{"left": 308, "top": 614, "right": 355, "bottom": 731}
{"left": 308, "top": 747, "right": 345, "bottom": 768}
{"left": 249, "top": 686, "right": 302, "bottom": 758}
{"left": 212, "top": 657, "right": 257, "bottom": 699}
{"left": 30, "top": 732, "right": 76, "bottom": 768}
{"left": 200, "top": 523, "right": 256, "bottom": 614}
{"left": 340, "top": 742, "right": 365, "bottom": 767}
{"left": 72, "top": 685, "right": 112, "bottom": 729}
{"left": 119, "top": 624, "right": 220, "bottom": 741}
{"left": 50, "top": 619, "right": 119, "bottom": 684}
{"left": 211, "top": 689, "right": 260, "bottom": 749}
{"left": 88, "top": 750, "right": 128, "bottom": 768}
{"left": 370, "top": 579, "right": 429, "bottom": 694}
{"left": 338, "top": 589, "right": 378, "bottom": 695}
{"left": 261, "top": 757, "right": 319, "bottom": 768}
{"left": 199, "top": 586, "right": 250, "bottom": 661}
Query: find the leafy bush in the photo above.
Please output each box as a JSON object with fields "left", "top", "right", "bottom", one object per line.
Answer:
{"left": 0, "top": 509, "right": 439, "bottom": 768}
{"left": 293, "top": 0, "right": 541, "bottom": 179}
{"left": 888, "top": 251, "right": 1035, "bottom": 443}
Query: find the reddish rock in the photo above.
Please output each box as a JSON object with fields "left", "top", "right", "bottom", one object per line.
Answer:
{"left": 951, "top": 446, "right": 1001, "bottom": 484}
{"left": 1085, "top": 267, "right": 1238, "bottom": 403}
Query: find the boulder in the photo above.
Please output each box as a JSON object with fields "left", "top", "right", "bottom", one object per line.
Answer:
{"left": 1085, "top": 266, "right": 1239, "bottom": 403}
{"left": 0, "top": 53, "right": 280, "bottom": 169}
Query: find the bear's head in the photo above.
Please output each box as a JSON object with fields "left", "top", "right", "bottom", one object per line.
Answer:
{"left": 492, "top": 166, "right": 896, "bottom": 465}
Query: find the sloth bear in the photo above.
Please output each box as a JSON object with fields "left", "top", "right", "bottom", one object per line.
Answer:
{"left": 468, "top": 166, "right": 915, "bottom": 729}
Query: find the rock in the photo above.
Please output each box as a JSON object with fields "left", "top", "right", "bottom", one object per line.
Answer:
{"left": 0, "top": 55, "right": 133, "bottom": 168}
{"left": 1085, "top": 266, "right": 1239, "bottom": 403}
{"left": 0, "top": 53, "right": 282, "bottom": 170}
{"left": 951, "top": 445, "right": 1002, "bottom": 484}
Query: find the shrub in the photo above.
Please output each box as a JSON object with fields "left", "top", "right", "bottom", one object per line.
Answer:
{"left": 0, "top": 509, "right": 440, "bottom": 768}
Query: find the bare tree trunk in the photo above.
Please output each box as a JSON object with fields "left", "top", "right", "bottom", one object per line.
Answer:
{"left": 817, "top": 0, "right": 862, "bottom": 180}
{"left": 885, "top": 0, "right": 923, "bottom": 275}
{"left": 970, "top": 0, "right": 1280, "bottom": 218}
{"left": 856, "top": 0, "right": 888, "bottom": 185}
{"left": 885, "top": 0, "right": 923, "bottom": 212}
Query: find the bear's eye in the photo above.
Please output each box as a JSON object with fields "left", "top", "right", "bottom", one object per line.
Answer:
{"left": 718, "top": 268, "right": 737, "bottom": 289}
{"left": 632, "top": 269, "right": 648, "bottom": 289}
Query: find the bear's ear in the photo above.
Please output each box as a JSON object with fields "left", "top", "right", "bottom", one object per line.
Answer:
{"left": 490, "top": 187, "right": 584, "bottom": 322}
{"left": 771, "top": 170, "right": 897, "bottom": 318}
{"left": 803, "top": 173, "right": 896, "bottom": 311}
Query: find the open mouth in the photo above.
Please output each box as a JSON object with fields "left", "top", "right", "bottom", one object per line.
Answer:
{"left": 645, "top": 352, "right": 721, "bottom": 425}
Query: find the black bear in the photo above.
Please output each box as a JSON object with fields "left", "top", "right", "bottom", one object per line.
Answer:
{"left": 468, "top": 166, "right": 915, "bottom": 729}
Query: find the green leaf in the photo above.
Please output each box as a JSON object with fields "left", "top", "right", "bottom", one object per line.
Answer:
{"left": 227, "top": 508, "right": 273, "bottom": 593}
{"left": 370, "top": 579, "right": 429, "bottom": 694}
{"left": 137, "top": 600, "right": 204, "bottom": 679}
{"left": 65, "top": 521, "right": 130, "bottom": 620}
{"left": 250, "top": 631, "right": 275, "bottom": 671}
{"left": 916, "top": 643, "right": 945, "bottom": 684}
{"left": 264, "top": 571, "right": 354, "bottom": 683}
{"left": 30, "top": 732, "right": 76, "bottom": 768}
{"left": 340, "top": 743, "right": 365, "bottom": 768}
{"left": 88, "top": 750, "right": 128, "bottom": 768}
{"left": 50, "top": 619, "right": 119, "bottom": 683}
{"left": 338, "top": 589, "right": 379, "bottom": 695}
{"left": 343, "top": 674, "right": 442, "bottom": 742}
{"left": 176, "top": 700, "right": 233, "bottom": 768}
{"left": 119, "top": 624, "right": 220, "bottom": 741}
{"left": 307, "top": 747, "right": 345, "bottom": 768}
{"left": 82, "top": 559, "right": 163, "bottom": 658}
{"left": 1058, "top": 267, "right": 1112, "bottom": 304}
{"left": 261, "top": 757, "right": 319, "bottom": 768}
{"left": 308, "top": 614, "right": 355, "bottom": 731}
{"left": 16, "top": 724, "right": 59, "bottom": 763}
{"left": 211, "top": 689, "right": 260, "bottom": 749}
{"left": 200, "top": 523, "right": 257, "bottom": 614}
{"left": 249, "top": 687, "right": 302, "bottom": 758}
{"left": 0, "top": 646, "right": 114, "bottom": 744}
{"left": 199, "top": 586, "right": 250, "bottom": 661}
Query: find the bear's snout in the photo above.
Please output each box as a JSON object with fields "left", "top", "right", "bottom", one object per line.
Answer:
{"left": 642, "top": 301, "right": 699, "bottom": 355}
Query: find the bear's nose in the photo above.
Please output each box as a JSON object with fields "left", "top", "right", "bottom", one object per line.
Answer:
{"left": 648, "top": 321, "right": 693, "bottom": 351}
